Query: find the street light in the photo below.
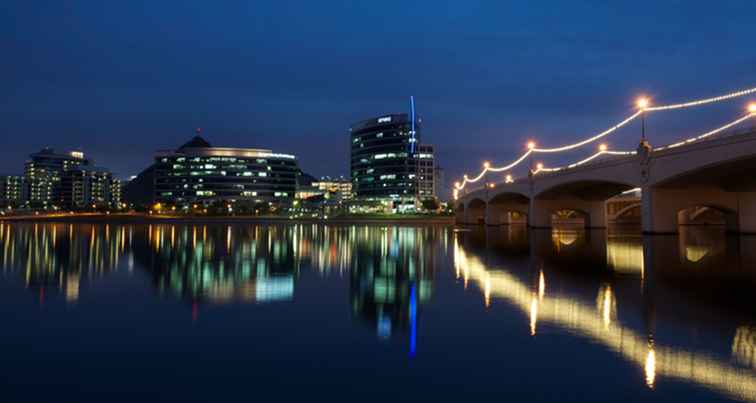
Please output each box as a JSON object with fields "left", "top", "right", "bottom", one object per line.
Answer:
{"left": 483, "top": 161, "right": 490, "bottom": 169}
{"left": 637, "top": 97, "right": 650, "bottom": 142}
{"left": 748, "top": 103, "right": 756, "bottom": 114}
{"left": 599, "top": 143, "right": 608, "bottom": 152}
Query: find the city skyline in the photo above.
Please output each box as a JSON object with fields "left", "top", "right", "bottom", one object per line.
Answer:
{"left": 4, "top": 1, "right": 756, "bottom": 189}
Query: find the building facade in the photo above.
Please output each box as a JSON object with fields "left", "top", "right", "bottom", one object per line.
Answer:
{"left": 312, "top": 176, "right": 353, "bottom": 199}
{"left": 416, "top": 144, "right": 435, "bottom": 200}
{"left": 0, "top": 176, "right": 24, "bottom": 208}
{"left": 59, "top": 166, "right": 121, "bottom": 209}
{"left": 24, "top": 148, "right": 89, "bottom": 208}
{"left": 153, "top": 136, "right": 299, "bottom": 207}
{"left": 350, "top": 114, "right": 421, "bottom": 205}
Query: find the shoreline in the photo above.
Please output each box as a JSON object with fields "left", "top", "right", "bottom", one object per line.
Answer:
{"left": 0, "top": 213, "right": 455, "bottom": 225}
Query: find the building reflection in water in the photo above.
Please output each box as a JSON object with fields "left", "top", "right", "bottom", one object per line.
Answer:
{"left": 0, "top": 222, "right": 444, "bottom": 354}
{"left": 0, "top": 222, "right": 127, "bottom": 303}
{"left": 454, "top": 225, "right": 756, "bottom": 402}
{"left": 133, "top": 224, "right": 299, "bottom": 304}
{"left": 349, "top": 226, "right": 441, "bottom": 354}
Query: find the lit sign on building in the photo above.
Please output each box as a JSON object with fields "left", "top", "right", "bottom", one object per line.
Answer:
{"left": 377, "top": 116, "right": 392, "bottom": 123}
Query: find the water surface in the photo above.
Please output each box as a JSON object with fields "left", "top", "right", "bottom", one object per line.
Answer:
{"left": 0, "top": 222, "right": 754, "bottom": 402}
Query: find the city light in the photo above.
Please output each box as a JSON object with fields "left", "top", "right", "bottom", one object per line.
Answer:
{"left": 454, "top": 85, "right": 756, "bottom": 191}
{"left": 483, "top": 161, "right": 490, "bottom": 168}
{"left": 599, "top": 143, "right": 608, "bottom": 151}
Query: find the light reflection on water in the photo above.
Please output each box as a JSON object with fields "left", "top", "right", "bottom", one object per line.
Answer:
{"left": 0, "top": 221, "right": 755, "bottom": 402}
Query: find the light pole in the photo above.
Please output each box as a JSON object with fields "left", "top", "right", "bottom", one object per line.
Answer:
{"left": 637, "top": 97, "right": 650, "bottom": 143}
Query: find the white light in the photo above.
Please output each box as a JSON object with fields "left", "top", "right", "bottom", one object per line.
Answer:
{"left": 647, "top": 86, "right": 756, "bottom": 111}
{"left": 599, "top": 143, "right": 608, "bottom": 151}
{"left": 454, "top": 85, "right": 756, "bottom": 191}
{"left": 483, "top": 161, "right": 490, "bottom": 169}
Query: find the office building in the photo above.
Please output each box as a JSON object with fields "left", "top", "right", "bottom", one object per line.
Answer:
{"left": 59, "top": 166, "right": 121, "bottom": 209}
{"left": 23, "top": 148, "right": 90, "bottom": 208}
{"left": 312, "top": 176, "right": 352, "bottom": 199}
{"left": 350, "top": 113, "right": 421, "bottom": 206}
{"left": 0, "top": 176, "right": 24, "bottom": 208}
{"left": 153, "top": 135, "right": 299, "bottom": 207}
{"left": 416, "top": 144, "right": 435, "bottom": 200}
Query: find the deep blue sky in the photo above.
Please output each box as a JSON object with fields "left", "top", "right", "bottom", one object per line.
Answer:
{"left": 3, "top": 1, "right": 755, "bottom": 194}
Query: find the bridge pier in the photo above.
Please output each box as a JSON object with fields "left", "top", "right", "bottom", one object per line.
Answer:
{"left": 641, "top": 186, "right": 745, "bottom": 234}
{"left": 737, "top": 192, "right": 756, "bottom": 234}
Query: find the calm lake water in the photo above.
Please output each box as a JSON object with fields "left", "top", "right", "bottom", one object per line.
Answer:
{"left": 0, "top": 221, "right": 754, "bottom": 402}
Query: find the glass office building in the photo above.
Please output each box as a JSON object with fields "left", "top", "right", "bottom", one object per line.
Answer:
{"left": 350, "top": 114, "right": 421, "bottom": 205}
{"left": 153, "top": 136, "right": 299, "bottom": 207}
{"left": 24, "top": 148, "right": 90, "bottom": 208}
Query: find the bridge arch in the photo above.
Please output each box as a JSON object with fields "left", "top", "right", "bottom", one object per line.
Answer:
{"left": 466, "top": 198, "right": 487, "bottom": 225}
{"left": 531, "top": 179, "right": 636, "bottom": 229}
{"left": 486, "top": 192, "right": 530, "bottom": 225}
{"left": 609, "top": 202, "right": 641, "bottom": 223}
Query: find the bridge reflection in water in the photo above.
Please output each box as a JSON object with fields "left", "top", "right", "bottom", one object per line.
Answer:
{"left": 454, "top": 225, "right": 756, "bottom": 402}
{"left": 1, "top": 221, "right": 755, "bottom": 400}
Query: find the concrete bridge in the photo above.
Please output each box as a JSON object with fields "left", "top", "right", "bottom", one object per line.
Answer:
{"left": 455, "top": 128, "right": 756, "bottom": 233}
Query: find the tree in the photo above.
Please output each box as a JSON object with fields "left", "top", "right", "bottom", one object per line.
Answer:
{"left": 421, "top": 198, "right": 440, "bottom": 212}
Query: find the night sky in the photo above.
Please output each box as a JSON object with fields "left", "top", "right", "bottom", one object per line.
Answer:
{"left": 3, "top": 1, "right": 755, "bottom": 197}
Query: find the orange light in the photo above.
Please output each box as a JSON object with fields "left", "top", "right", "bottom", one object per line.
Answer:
{"left": 749, "top": 103, "right": 756, "bottom": 113}
{"left": 637, "top": 97, "right": 650, "bottom": 109}
{"left": 599, "top": 143, "right": 608, "bottom": 151}
{"left": 536, "top": 163, "right": 544, "bottom": 170}
{"left": 527, "top": 141, "right": 536, "bottom": 149}
{"left": 488, "top": 183, "right": 495, "bottom": 189}
{"left": 483, "top": 161, "right": 490, "bottom": 168}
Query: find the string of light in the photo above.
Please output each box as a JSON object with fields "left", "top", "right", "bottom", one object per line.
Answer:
{"left": 532, "top": 111, "right": 643, "bottom": 153}
{"left": 455, "top": 85, "right": 756, "bottom": 191}
{"left": 532, "top": 149, "right": 636, "bottom": 175}
{"left": 653, "top": 113, "right": 755, "bottom": 151}
{"left": 646, "top": 87, "right": 756, "bottom": 111}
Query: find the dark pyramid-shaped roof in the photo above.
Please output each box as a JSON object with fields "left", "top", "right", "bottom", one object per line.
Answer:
{"left": 177, "top": 136, "right": 212, "bottom": 150}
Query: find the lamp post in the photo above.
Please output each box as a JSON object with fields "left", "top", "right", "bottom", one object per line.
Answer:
{"left": 637, "top": 97, "right": 650, "bottom": 143}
